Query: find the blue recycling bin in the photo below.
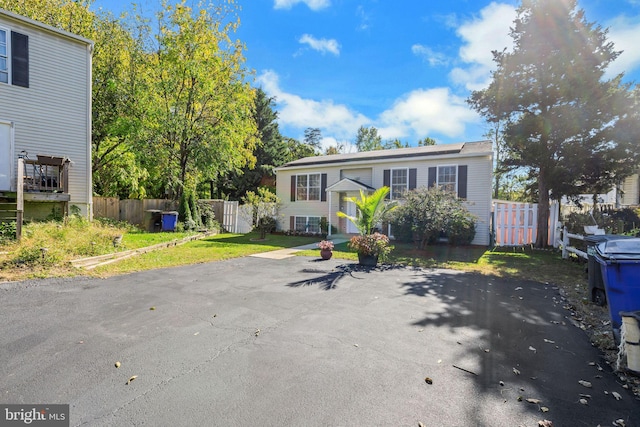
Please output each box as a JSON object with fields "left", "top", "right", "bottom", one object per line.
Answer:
{"left": 594, "top": 237, "right": 640, "bottom": 344}
{"left": 161, "top": 211, "right": 178, "bottom": 232}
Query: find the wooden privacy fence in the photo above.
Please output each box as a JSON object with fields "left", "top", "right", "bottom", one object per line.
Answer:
{"left": 93, "top": 197, "right": 244, "bottom": 232}
{"left": 93, "top": 197, "right": 178, "bottom": 227}
{"left": 493, "top": 200, "right": 559, "bottom": 246}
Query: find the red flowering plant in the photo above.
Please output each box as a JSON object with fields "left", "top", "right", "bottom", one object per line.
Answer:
{"left": 317, "top": 240, "right": 335, "bottom": 251}
{"left": 348, "top": 232, "right": 393, "bottom": 260}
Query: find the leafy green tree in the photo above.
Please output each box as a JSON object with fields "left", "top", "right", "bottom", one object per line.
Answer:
{"left": 417, "top": 137, "right": 437, "bottom": 146}
{"left": 141, "top": 0, "right": 257, "bottom": 201}
{"left": 468, "top": 0, "right": 640, "bottom": 247}
{"left": 217, "top": 88, "right": 288, "bottom": 199}
{"left": 242, "top": 188, "right": 280, "bottom": 239}
{"left": 303, "top": 128, "right": 322, "bottom": 151}
{"left": 283, "top": 137, "right": 318, "bottom": 162}
{"left": 337, "top": 187, "right": 397, "bottom": 235}
{"left": 355, "top": 126, "right": 384, "bottom": 151}
{"left": 384, "top": 139, "right": 409, "bottom": 149}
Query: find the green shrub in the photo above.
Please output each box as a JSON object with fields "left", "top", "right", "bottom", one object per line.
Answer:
{"left": 0, "top": 221, "right": 16, "bottom": 243}
{"left": 389, "top": 186, "right": 477, "bottom": 248}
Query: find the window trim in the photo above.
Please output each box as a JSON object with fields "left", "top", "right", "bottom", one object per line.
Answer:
{"left": 436, "top": 164, "right": 458, "bottom": 194}
{"left": 296, "top": 173, "right": 322, "bottom": 201}
{"left": 0, "top": 26, "right": 9, "bottom": 85}
{"left": 389, "top": 167, "right": 409, "bottom": 200}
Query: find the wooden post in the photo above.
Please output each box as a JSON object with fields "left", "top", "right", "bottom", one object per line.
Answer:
{"left": 16, "top": 157, "right": 24, "bottom": 240}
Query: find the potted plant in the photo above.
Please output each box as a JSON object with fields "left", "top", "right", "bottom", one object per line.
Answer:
{"left": 337, "top": 187, "right": 397, "bottom": 266}
{"left": 348, "top": 232, "right": 393, "bottom": 266}
{"left": 317, "top": 240, "right": 334, "bottom": 260}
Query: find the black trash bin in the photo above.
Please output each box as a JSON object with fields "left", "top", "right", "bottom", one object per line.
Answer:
{"left": 585, "top": 234, "right": 633, "bottom": 306}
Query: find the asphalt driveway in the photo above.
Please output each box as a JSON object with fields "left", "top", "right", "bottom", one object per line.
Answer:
{"left": 1, "top": 255, "right": 638, "bottom": 426}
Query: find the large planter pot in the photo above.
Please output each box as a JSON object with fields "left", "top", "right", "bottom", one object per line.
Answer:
{"left": 357, "top": 252, "right": 379, "bottom": 266}
{"left": 320, "top": 249, "right": 333, "bottom": 260}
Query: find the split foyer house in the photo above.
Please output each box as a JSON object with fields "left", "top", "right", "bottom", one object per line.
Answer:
{"left": 0, "top": 9, "right": 93, "bottom": 233}
{"left": 275, "top": 140, "right": 494, "bottom": 246}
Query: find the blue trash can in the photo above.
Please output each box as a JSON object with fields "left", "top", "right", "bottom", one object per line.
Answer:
{"left": 161, "top": 211, "right": 178, "bottom": 232}
{"left": 594, "top": 237, "right": 640, "bottom": 344}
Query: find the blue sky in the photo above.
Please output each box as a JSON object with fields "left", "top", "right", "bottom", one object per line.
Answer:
{"left": 92, "top": 0, "right": 640, "bottom": 150}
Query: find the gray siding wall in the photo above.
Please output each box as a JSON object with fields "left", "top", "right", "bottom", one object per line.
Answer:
{"left": 0, "top": 13, "right": 91, "bottom": 214}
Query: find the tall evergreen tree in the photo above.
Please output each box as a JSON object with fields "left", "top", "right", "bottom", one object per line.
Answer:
{"left": 468, "top": 0, "right": 640, "bottom": 247}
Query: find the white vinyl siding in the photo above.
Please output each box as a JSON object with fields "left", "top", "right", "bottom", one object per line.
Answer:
{"left": 0, "top": 13, "right": 91, "bottom": 213}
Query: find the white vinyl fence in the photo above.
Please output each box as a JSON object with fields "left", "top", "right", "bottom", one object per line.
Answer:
{"left": 493, "top": 200, "right": 559, "bottom": 246}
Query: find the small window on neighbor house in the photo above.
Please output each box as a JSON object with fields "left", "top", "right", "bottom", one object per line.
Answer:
{"left": 0, "top": 29, "right": 8, "bottom": 84}
{"left": 437, "top": 165, "right": 457, "bottom": 193}
{"left": 391, "top": 168, "right": 408, "bottom": 200}
{"left": 296, "top": 173, "right": 321, "bottom": 201}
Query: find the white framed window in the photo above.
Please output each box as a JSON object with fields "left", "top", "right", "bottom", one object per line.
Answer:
{"left": 0, "top": 28, "right": 8, "bottom": 84}
{"left": 390, "top": 168, "right": 408, "bottom": 200}
{"left": 295, "top": 216, "right": 321, "bottom": 233}
{"left": 296, "top": 173, "right": 321, "bottom": 201}
{"left": 437, "top": 165, "right": 457, "bottom": 193}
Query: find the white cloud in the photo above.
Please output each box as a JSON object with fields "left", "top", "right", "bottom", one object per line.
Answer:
{"left": 257, "top": 70, "right": 369, "bottom": 143}
{"left": 356, "top": 5, "right": 371, "bottom": 31}
{"left": 298, "top": 34, "right": 341, "bottom": 56}
{"left": 411, "top": 44, "right": 449, "bottom": 67}
{"left": 606, "top": 15, "right": 640, "bottom": 78}
{"left": 378, "top": 88, "right": 480, "bottom": 139}
{"left": 450, "top": 2, "right": 516, "bottom": 90}
{"left": 273, "top": 0, "right": 330, "bottom": 11}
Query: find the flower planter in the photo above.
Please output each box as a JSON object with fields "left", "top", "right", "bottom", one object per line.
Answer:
{"left": 357, "top": 252, "right": 378, "bottom": 267}
{"left": 320, "top": 249, "right": 333, "bottom": 260}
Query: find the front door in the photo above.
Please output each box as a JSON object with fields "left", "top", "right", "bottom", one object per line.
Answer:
{"left": 346, "top": 199, "right": 359, "bottom": 234}
{"left": 0, "top": 121, "right": 12, "bottom": 190}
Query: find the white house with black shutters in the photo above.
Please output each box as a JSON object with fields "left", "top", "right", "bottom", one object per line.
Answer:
{"left": 0, "top": 9, "right": 93, "bottom": 224}
{"left": 275, "top": 140, "right": 493, "bottom": 246}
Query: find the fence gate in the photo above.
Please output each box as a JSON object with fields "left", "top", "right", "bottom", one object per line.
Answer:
{"left": 223, "top": 201, "right": 238, "bottom": 233}
{"left": 493, "top": 201, "right": 559, "bottom": 246}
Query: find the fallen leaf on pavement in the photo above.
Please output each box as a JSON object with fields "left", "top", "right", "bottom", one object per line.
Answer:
{"left": 424, "top": 377, "right": 433, "bottom": 384}
{"left": 612, "top": 391, "right": 622, "bottom": 401}
{"left": 126, "top": 375, "right": 137, "bottom": 385}
{"left": 526, "top": 398, "right": 541, "bottom": 404}
{"left": 578, "top": 380, "right": 592, "bottom": 388}
{"left": 513, "top": 368, "right": 521, "bottom": 375}
{"left": 114, "top": 361, "right": 121, "bottom": 368}
{"left": 540, "top": 407, "right": 549, "bottom": 413}
{"left": 579, "top": 398, "right": 588, "bottom": 405}
{"left": 149, "top": 307, "right": 155, "bottom": 310}
{"left": 529, "top": 346, "right": 537, "bottom": 353}
{"left": 538, "top": 420, "right": 553, "bottom": 427}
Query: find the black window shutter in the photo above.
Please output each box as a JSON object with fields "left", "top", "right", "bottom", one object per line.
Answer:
{"left": 321, "top": 173, "right": 327, "bottom": 202}
{"left": 11, "top": 32, "right": 29, "bottom": 88}
{"left": 428, "top": 167, "right": 437, "bottom": 188}
{"left": 409, "top": 168, "right": 417, "bottom": 190}
{"left": 383, "top": 169, "right": 390, "bottom": 199}
{"left": 458, "top": 165, "right": 468, "bottom": 199}
{"left": 290, "top": 175, "right": 296, "bottom": 202}
{"left": 290, "top": 216, "right": 295, "bottom": 231}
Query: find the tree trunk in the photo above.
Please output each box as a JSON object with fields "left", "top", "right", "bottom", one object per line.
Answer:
{"left": 536, "top": 176, "right": 549, "bottom": 248}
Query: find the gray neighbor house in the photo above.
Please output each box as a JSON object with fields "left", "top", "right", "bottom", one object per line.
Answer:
{"left": 0, "top": 8, "right": 93, "bottom": 234}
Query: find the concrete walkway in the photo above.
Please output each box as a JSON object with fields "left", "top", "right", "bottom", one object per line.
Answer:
{"left": 250, "top": 237, "right": 349, "bottom": 260}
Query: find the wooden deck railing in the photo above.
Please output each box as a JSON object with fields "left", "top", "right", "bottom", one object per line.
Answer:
{"left": 22, "top": 155, "right": 70, "bottom": 193}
